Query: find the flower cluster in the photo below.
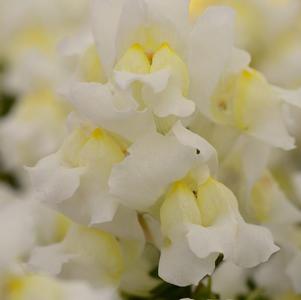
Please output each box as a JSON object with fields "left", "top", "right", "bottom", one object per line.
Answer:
{"left": 0, "top": 0, "right": 301, "bottom": 299}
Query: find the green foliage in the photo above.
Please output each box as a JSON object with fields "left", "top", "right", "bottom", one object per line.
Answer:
{"left": 235, "top": 278, "right": 270, "bottom": 300}
{"left": 0, "top": 59, "right": 16, "bottom": 118}
{"left": 0, "top": 170, "right": 20, "bottom": 189}
{"left": 0, "top": 92, "right": 16, "bottom": 117}
{"left": 123, "top": 267, "right": 223, "bottom": 300}
{"left": 122, "top": 268, "right": 193, "bottom": 300}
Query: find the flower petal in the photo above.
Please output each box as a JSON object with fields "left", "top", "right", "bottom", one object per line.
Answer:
{"left": 91, "top": 0, "right": 124, "bottom": 75}
{"left": 109, "top": 129, "right": 205, "bottom": 210}
{"left": 27, "top": 153, "right": 83, "bottom": 204}
{"left": 230, "top": 219, "right": 279, "bottom": 268}
{"left": 188, "top": 6, "right": 235, "bottom": 118}
{"left": 67, "top": 82, "right": 156, "bottom": 141}
{"left": 286, "top": 251, "right": 301, "bottom": 293}
{"left": 159, "top": 238, "right": 217, "bottom": 286}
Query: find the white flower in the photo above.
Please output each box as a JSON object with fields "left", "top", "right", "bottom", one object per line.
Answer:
{"left": 0, "top": 194, "right": 35, "bottom": 271}
{"left": 197, "top": 64, "right": 295, "bottom": 150}
{"left": 2, "top": 274, "right": 120, "bottom": 300}
{"left": 0, "top": 88, "right": 69, "bottom": 169}
{"left": 61, "top": 0, "right": 248, "bottom": 136}
{"left": 109, "top": 121, "right": 217, "bottom": 211}
{"left": 61, "top": 0, "right": 296, "bottom": 151}
{"left": 250, "top": 197, "right": 301, "bottom": 296}
{"left": 29, "top": 221, "right": 124, "bottom": 288}
{"left": 249, "top": 171, "right": 301, "bottom": 225}
{"left": 0, "top": 0, "right": 88, "bottom": 93}
{"left": 159, "top": 176, "right": 278, "bottom": 286}
{"left": 28, "top": 115, "right": 126, "bottom": 225}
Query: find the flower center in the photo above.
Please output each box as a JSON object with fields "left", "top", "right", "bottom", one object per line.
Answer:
{"left": 114, "top": 42, "right": 190, "bottom": 95}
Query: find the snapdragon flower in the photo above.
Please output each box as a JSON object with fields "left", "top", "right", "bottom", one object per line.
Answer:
{"left": 0, "top": 88, "right": 69, "bottom": 169}
{"left": 2, "top": 0, "right": 301, "bottom": 299}
{"left": 2, "top": 275, "right": 120, "bottom": 300}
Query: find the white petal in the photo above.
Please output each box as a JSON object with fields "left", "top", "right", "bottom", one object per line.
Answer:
{"left": 172, "top": 121, "right": 218, "bottom": 174}
{"left": 211, "top": 262, "right": 247, "bottom": 298}
{"left": 58, "top": 26, "right": 94, "bottom": 57}
{"left": 64, "top": 283, "right": 119, "bottom": 300}
{"left": 28, "top": 243, "right": 74, "bottom": 276}
{"left": 91, "top": 0, "right": 124, "bottom": 75}
{"left": 187, "top": 223, "right": 236, "bottom": 260}
{"left": 188, "top": 6, "right": 235, "bottom": 118}
{"left": 115, "top": 0, "right": 147, "bottom": 58}
{"left": 97, "top": 206, "right": 144, "bottom": 242}
{"left": 159, "top": 238, "right": 217, "bottom": 286}
{"left": 247, "top": 96, "right": 295, "bottom": 150}
{"left": 27, "top": 153, "right": 83, "bottom": 203}
{"left": 56, "top": 171, "right": 119, "bottom": 225}
{"left": 120, "top": 245, "right": 160, "bottom": 297}
{"left": 286, "top": 251, "right": 301, "bottom": 293}
{"left": 114, "top": 69, "right": 170, "bottom": 93}
{"left": 89, "top": 193, "right": 119, "bottom": 225}
{"left": 0, "top": 200, "right": 35, "bottom": 268}
{"left": 109, "top": 131, "right": 200, "bottom": 210}
{"left": 68, "top": 82, "right": 156, "bottom": 141}
{"left": 274, "top": 86, "right": 301, "bottom": 109}
{"left": 150, "top": 85, "right": 195, "bottom": 118}
{"left": 61, "top": 225, "right": 124, "bottom": 287}
{"left": 146, "top": 0, "right": 190, "bottom": 37}
{"left": 230, "top": 220, "right": 279, "bottom": 268}
{"left": 226, "top": 48, "right": 251, "bottom": 74}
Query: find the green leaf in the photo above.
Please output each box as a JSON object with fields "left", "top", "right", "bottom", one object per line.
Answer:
{"left": 0, "top": 92, "right": 16, "bottom": 117}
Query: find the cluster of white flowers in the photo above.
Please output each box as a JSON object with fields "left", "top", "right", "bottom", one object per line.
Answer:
{"left": 0, "top": 0, "right": 301, "bottom": 299}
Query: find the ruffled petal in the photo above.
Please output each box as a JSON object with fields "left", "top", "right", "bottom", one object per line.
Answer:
{"left": 67, "top": 82, "right": 156, "bottom": 141}
{"left": 274, "top": 86, "right": 301, "bottom": 109}
{"left": 109, "top": 125, "right": 212, "bottom": 210}
{"left": 27, "top": 153, "right": 83, "bottom": 203}
{"left": 159, "top": 238, "right": 217, "bottom": 286}
{"left": 230, "top": 219, "right": 279, "bottom": 268}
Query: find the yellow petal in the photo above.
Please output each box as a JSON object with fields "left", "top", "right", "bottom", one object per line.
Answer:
{"left": 151, "top": 43, "right": 190, "bottom": 96}
{"left": 63, "top": 225, "right": 124, "bottom": 285}
{"left": 196, "top": 177, "right": 238, "bottom": 227}
{"left": 189, "top": 0, "right": 212, "bottom": 20}
{"left": 61, "top": 126, "right": 125, "bottom": 168}
{"left": 79, "top": 45, "right": 105, "bottom": 83}
{"left": 6, "top": 26, "right": 56, "bottom": 60}
{"left": 5, "top": 275, "right": 63, "bottom": 300}
{"left": 78, "top": 128, "right": 124, "bottom": 167}
{"left": 115, "top": 44, "right": 150, "bottom": 74}
{"left": 233, "top": 68, "right": 273, "bottom": 131}
{"left": 251, "top": 172, "right": 275, "bottom": 223}
{"left": 160, "top": 181, "right": 201, "bottom": 236}
{"left": 16, "top": 89, "right": 68, "bottom": 122}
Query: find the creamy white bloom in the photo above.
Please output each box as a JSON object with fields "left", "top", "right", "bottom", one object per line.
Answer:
{"left": 249, "top": 171, "right": 301, "bottom": 225}
{"left": 0, "top": 88, "right": 69, "bottom": 169}
{"left": 0, "top": 186, "right": 125, "bottom": 291}
{"left": 29, "top": 221, "right": 124, "bottom": 288}
{"left": 60, "top": 0, "right": 250, "bottom": 137}
{"left": 0, "top": 0, "right": 88, "bottom": 93}
{"left": 189, "top": 0, "right": 301, "bottom": 57}
{"left": 2, "top": 274, "right": 120, "bottom": 300}
{"left": 61, "top": 0, "right": 296, "bottom": 151}
{"left": 109, "top": 121, "right": 217, "bottom": 211}
{"left": 28, "top": 116, "right": 126, "bottom": 225}
{"left": 247, "top": 172, "right": 301, "bottom": 295}
{"left": 158, "top": 176, "right": 278, "bottom": 286}
{"left": 0, "top": 193, "right": 35, "bottom": 271}
{"left": 189, "top": 0, "right": 301, "bottom": 150}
